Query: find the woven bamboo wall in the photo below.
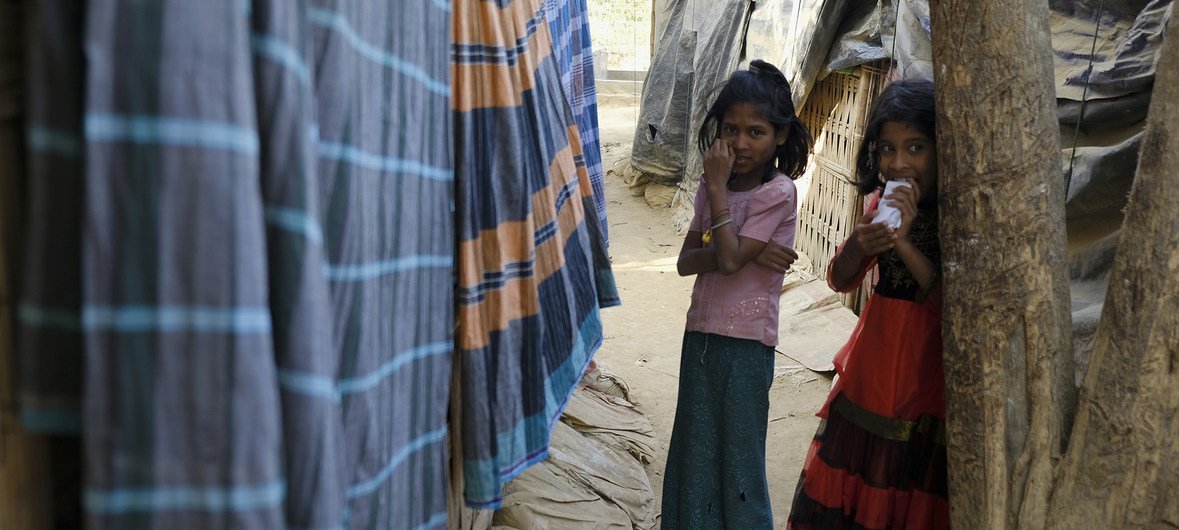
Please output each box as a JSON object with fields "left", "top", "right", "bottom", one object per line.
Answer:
{"left": 796, "top": 63, "right": 889, "bottom": 312}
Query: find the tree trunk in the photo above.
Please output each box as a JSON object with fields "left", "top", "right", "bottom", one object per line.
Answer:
{"left": 928, "top": 1, "right": 1075, "bottom": 528}
{"left": 1046, "top": 17, "right": 1179, "bottom": 530}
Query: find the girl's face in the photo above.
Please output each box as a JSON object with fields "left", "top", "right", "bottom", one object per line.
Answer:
{"left": 720, "top": 103, "right": 787, "bottom": 181}
{"left": 878, "top": 120, "right": 937, "bottom": 204}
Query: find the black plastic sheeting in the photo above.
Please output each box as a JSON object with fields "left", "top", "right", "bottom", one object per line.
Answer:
{"left": 630, "top": 0, "right": 1174, "bottom": 373}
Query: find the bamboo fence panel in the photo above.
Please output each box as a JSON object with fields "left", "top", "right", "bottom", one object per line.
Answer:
{"left": 796, "top": 62, "right": 889, "bottom": 312}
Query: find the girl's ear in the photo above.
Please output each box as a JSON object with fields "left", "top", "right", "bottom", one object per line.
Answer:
{"left": 776, "top": 126, "right": 789, "bottom": 146}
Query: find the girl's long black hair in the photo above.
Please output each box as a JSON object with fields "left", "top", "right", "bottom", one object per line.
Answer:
{"left": 696, "top": 60, "right": 812, "bottom": 182}
{"left": 853, "top": 79, "right": 936, "bottom": 196}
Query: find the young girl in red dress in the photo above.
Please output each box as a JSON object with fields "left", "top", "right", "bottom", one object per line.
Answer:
{"left": 787, "top": 79, "right": 949, "bottom": 530}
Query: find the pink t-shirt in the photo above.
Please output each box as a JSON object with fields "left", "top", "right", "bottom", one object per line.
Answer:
{"left": 685, "top": 174, "right": 797, "bottom": 346}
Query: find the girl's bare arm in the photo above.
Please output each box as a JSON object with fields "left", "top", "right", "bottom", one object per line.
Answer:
{"left": 830, "top": 211, "right": 893, "bottom": 290}
{"left": 693, "top": 138, "right": 771, "bottom": 275}
{"left": 705, "top": 218, "right": 769, "bottom": 275}
{"left": 677, "top": 230, "right": 719, "bottom": 276}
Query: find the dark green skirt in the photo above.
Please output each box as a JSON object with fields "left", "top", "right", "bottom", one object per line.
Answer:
{"left": 661, "top": 331, "right": 775, "bottom": 529}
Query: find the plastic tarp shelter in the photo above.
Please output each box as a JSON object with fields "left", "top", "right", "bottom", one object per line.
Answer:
{"left": 632, "top": 0, "right": 1174, "bottom": 373}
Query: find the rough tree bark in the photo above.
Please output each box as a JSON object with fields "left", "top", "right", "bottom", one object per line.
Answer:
{"left": 928, "top": 0, "right": 1076, "bottom": 528}
{"left": 1046, "top": 17, "right": 1179, "bottom": 530}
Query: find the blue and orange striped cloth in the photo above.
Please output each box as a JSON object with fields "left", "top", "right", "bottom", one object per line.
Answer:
{"left": 20, "top": 1, "right": 453, "bottom": 528}
{"left": 452, "top": 0, "right": 619, "bottom": 508}
{"left": 542, "top": 0, "right": 610, "bottom": 239}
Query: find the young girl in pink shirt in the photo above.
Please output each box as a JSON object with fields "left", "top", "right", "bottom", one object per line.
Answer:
{"left": 661, "top": 60, "right": 811, "bottom": 529}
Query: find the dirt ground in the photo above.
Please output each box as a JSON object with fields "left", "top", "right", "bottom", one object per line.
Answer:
{"left": 592, "top": 105, "right": 834, "bottom": 527}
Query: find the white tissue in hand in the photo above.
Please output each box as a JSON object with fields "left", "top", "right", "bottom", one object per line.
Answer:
{"left": 872, "top": 180, "right": 911, "bottom": 230}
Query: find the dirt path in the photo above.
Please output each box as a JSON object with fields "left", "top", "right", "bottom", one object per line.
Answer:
{"left": 593, "top": 105, "right": 834, "bottom": 528}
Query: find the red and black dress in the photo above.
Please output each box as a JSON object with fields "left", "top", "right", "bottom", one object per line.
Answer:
{"left": 787, "top": 202, "right": 948, "bottom": 530}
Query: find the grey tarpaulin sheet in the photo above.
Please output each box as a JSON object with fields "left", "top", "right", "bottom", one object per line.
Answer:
{"left": 630, "top": 0, "right": 753, "bottom": 184}
{"left": 634, "top": 0, "right": 1170, "bottom": 179}
{"left": 632, "top": 0, "right": 1173, "bottom": 374}
{"left": 854, "top": 0, "right": 1174, "bottom": 372}
{"left": 632, "top": 0, "right": 857, "bottom": 183}
{"left": 746, "top": 0, "right": 862, "bottom": 108}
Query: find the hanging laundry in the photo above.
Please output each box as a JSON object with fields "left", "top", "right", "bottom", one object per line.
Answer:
{"left": 541, "top": 0, "right": 610, "bottom": 242}
{"left": 452, "top": 0, "right": 620, "bottom": 508}
{"left": 301, "top": 1, "right": 455, "bottom": 527}
{"left": 19, "top": 0, "right": 86, "bottom": 441}
{"left": 18, "top": 1, "right": 453, "bottom": 529}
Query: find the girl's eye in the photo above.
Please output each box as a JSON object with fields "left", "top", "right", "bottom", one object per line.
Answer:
{"left": 750, "top": 129, "right": 763, "bottom": 136}
{"left": 909, "top": 144, "right": 923, "bottom": 152}
{"left": 879, "top": 145, "right": 894, "bottom": 153}
{"left": 724, "top": 126, "right": 737, "bottom": 134}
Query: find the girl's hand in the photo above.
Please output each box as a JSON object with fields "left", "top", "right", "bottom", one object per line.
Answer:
{"left": 754, "top": 241, "right": 798, "bottom": 273}
{"left": 831, "top": 210, "right": 891, "bottom": 291}
{"left": 702, "top": 138, "right": 735, "bottom": 191}
{"left": 847, "top": 210, "right": 894, "bottom": 258}
{"left": 886, "top": 179, "right": 922, "bottom": 240}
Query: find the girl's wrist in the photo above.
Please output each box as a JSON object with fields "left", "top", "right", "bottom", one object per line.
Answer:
{"left": 841, "top": 242, "right": 865, "bottom": 263}
{"left": 710, "top": 217, "right": 734, "bottom": 231}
